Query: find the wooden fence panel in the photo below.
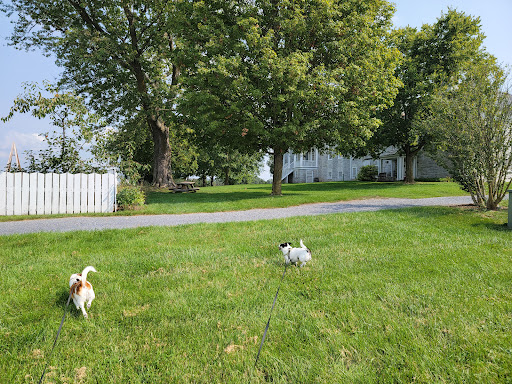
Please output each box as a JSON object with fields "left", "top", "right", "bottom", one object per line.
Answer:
{"left": 94, "top": 174, "right": 101, "bottom": 213}
{"left": 108, "top": 173, "right": 116, "bottom": 212}
{"left": 44, "top": 173, "right": 52, "bottom": 215}
{"left": 101, "top": 174, "right": 108, "bottom": 212}
{"left": 21, "top": 173, "right": 30, "bottom": 215}
{"left": 59, "top": 173, "right": 67, "bottom": 214}
{"left": 87, "top": 174, "right": 95, "bottom": 213}
{"left": 73, "top": 174, "right": 81, "bottom": 214}
{"left": 52, "top": 173, "right": 60, "bottom": 214}
{"left": 80, "top": 173, "right": 88, "bottom": 213}
{"left": 14, "top": 173, "right": 22, "bottom": 216}
{"left": 37, "top": 173, "right": 45, "bottom": 215}
{"left": 0, "top": 172, "right": 6, "bottom": 216}
{"left": 6, "top": 173, "right": 14, "bottom": 216}
{"left": 29, "top": 173, "right": 37, "bottom": 215}
{"left": 66, "top": 173, "right": 73, "bottom": 214}
{"left": 0, "top": 172, "right": 117, "bottom": 216}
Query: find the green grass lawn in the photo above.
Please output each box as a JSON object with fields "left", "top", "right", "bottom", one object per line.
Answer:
{"left": 1, "top": 206, "right": 511, "bottom": 383}
{"left": 143, "top": 181, "right": 469, "bottom": 215}
{"left": 0, "top": 181, "right": 469, "bottom": 222}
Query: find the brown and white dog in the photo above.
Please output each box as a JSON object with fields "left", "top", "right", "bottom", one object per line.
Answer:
{"left": 279, "top": 239, "right": 312, "bottom": 267}
{"left": 69, "top": 266, "right": 97, "bottom": 318}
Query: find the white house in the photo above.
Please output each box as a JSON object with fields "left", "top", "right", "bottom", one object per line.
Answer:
{"left": 281, "top": 146, "right": 449, "bottom": 183}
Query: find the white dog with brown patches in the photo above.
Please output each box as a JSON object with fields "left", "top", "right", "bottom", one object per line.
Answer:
{"left": 69, "top": 266, "right": 97, "bottom": 318}
{"left": 279, "top": 239, "right": 312, "bottom": 267}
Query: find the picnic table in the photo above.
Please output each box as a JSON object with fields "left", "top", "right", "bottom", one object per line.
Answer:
{"left": 171, "top": 181, "right": 200, "bottom": 193}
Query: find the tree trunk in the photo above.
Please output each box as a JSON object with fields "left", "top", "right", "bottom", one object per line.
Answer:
{"left": 272, "top": 149, "right": 284, "bottom": 195}
{"left": 403, "top": 145, "right": 418, "bottom": 184}
{"left": 224, "top": 167, "right": 230, "bottom": 185}
{"left": 224, "top": 152, "right": 231, "bottom": 185}
{"left": 404, "top": 152, "right": 414, "bottom": 183}
{"left": 486, "top": 199, "right": 499, "bottom": 210}
{"left": 148, "top": 116, "right": 175, "bottom": 188}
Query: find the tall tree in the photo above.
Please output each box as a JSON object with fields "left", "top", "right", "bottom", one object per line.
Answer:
{"left": 2, "top": 81, "right": 102, "bottom": 173}
{"left": 361, "top": 9, "right": 487, "bottom": 183}
{"left": 421, "top": 62, "right": 512, "bottom": 210}
{"left": 180, "top": 0, "right": 401, "bottom": 195}
{"left": 92, "top": 114, "right": 198, "bottom": 184}
{"left": 1, "top": 0, "right": 185, "bottom": 186}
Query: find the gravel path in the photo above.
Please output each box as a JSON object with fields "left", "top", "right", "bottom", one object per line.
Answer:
{"left": 0, "top": 196, "right": 473, "bottom": 236}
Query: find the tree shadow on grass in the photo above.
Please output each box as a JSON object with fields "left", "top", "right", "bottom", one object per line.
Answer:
{"left": 282, "top": 181, "right": 402, "bottom": 193}
{"left": 145, "top": 189, "right": 291, "bottom": 207}
{"left": 145, "top": 182, "right": 402, "bottom": 207}
{"left": 473, "top": 222, "right": 511, "bottom": 232}
{"left": 392, "top": 205, "right": 511, "bottom": 233}
{"left": 374, "top": 205, "right": 471, "bottom": 221}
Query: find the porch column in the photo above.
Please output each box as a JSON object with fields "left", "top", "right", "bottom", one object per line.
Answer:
{"left": 397, "top": 157, "right": 403, "bottom": 180}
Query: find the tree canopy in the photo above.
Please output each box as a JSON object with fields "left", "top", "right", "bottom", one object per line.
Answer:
{"left": 358, "top": 9, "right": 488, "bottom": 183}
{"left": 421, "top": 62, "right": 512, "bottom": 210}
{"left": 1, "top": 0, "right": 187, "bottom": 186}
{"left": 180, "top": 0, "right": 401, "bottom": 194}
{"left": 1, "top": 81, "right": 103, "bottom": 173}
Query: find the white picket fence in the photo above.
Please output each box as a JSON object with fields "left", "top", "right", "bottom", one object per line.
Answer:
{"left": 0, "top": 172, "right": 117, "bottom": 216}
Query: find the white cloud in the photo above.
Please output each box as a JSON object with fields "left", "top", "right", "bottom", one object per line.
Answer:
{"left": 0, "top": 130, "right": 48, "bottom": 168}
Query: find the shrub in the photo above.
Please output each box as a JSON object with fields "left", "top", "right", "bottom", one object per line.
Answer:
{"left": 357, "top": 165, "right": 378, "bottom": 181}
{"left": 116, "top": 185, "right": 145, "bottom": 210}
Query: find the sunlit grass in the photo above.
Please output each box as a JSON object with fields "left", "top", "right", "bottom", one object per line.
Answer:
{"left": 1, "top": 206, "right": 511, "bottom": 383}
{"left": 142, "top": 181, "right": 468, "bottom": 215}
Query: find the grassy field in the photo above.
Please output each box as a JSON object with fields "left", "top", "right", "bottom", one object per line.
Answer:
{"left": 0, "top": 181, "right": 469, "bottom": 222}
{"left": 143, "top": 181, "right": 469, "bottom": 215}
{"left": 1, "top": 205, "right": 511, "bottom": 383}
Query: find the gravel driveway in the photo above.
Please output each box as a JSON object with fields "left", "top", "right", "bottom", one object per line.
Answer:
{"left": 0, "top": 196, "right": 473, "bottom": 236}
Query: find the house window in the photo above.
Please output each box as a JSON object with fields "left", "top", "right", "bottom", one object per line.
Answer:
{"left": 327, "top": 171, "right": 332, "bottom": 180}
{"left": 338, "top": 172, "right": 344, "bottom": 181}
{"left": 306, "top": 170, "right": 314, "bottom": 183}
{"left": 352, "top": 167, "right": 357, "bottom": 179}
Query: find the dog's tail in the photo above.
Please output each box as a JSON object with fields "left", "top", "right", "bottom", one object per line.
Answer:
{"left": 80, "top": 266, "right": 97, "bottom": 286}
{"left": 300, "top": 239, "right": 307, "bottom": 249}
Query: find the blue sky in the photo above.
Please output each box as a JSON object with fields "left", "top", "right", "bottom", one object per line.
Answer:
{"left": 1, "top": 0, "right": 511, "bottom": 173}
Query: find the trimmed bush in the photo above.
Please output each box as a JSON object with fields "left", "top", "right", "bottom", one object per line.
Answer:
{"left": 116, "top": 185, "right": 145, "bottom": 210}
{"left": 357, "top": 165, "right": 378, "bottom": 181}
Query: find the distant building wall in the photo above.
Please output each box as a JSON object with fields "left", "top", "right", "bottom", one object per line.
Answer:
{"left": 283, "top": 147, "right": 449, "bottom": 183}
{"left": 416, "top": 152, "right": 450, "bottom": 179}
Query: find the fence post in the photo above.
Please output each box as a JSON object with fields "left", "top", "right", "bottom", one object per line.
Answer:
{"left": 508, "top": 190, "right": 512, "bottom": 229}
